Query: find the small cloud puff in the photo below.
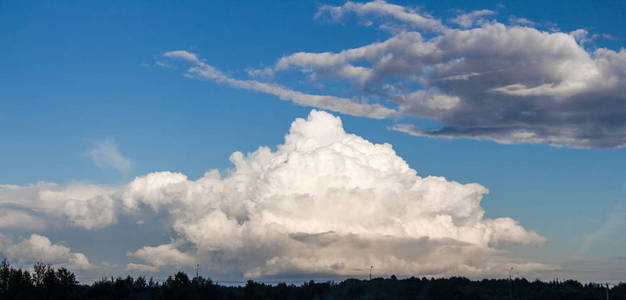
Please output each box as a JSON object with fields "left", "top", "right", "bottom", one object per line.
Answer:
{"left": 87, "top": 139, "right": 132, "bottom": 175}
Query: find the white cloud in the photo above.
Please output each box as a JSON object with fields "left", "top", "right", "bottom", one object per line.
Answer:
{"left": 163, "top": 50, "right": 200, "bottom": 63}
{"left": 159, "top": 2, "right": 626, "bottom": 148}
{"left": 450, "top": 9, "right": 495, "bottom": 28}
{"left": 126, "top": 263, "right": 158, "bottom": 272}
{"left": 87, "top": 139, "right": 132, "bottom": 175}
{"left": 127, "top": 242, "right": 196, "bottom": 269}
{"left": 316, "top": 0, "right": 444, "bottom": 32}
{"left": 162, "top": 51, "right": 396, "bottom": 119}
{"left": 119, "top": 110, "right": 548, "bottom": 277}
{"left": 0, "top": 110, "right": 550, "bottom": 278}
{"left": 266, "top": 7, "right": 626, "bottom": 148}
{"left": 157, "top": 3, "right": 626, "bottom": 149}
{"left": 246, "top": 66, "right": 274, "bottom": 79}
{"left": 508, "top": 15, "right": 536, "bottom": 26}
{"left": 0, "top": 234, "right": 92, "bottom": 270}
{"left": 0, "top": 183, "right": 117, "bottom": 230}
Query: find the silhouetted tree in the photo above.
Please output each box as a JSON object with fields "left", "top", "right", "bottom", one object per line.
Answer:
{"left": 0, "top": 259, "right": 10, "bottom": 294}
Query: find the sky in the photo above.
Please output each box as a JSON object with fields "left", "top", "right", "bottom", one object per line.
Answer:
{"left": 1, "top": 0, "right": 625, "bottom": 284}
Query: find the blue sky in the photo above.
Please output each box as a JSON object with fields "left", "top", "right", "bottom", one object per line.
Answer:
{"left": 1, "top": 0, "right": 625, "bottom": 283}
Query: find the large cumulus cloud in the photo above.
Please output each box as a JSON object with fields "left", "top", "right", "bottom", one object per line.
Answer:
{"left": 1, "top": 110, "right": 550, "bottom": 278}
{"left": 164, "top": 1, "right": 626, "bottom": 148}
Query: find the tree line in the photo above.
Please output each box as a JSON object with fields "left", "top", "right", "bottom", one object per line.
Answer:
{"left": 1, "top": 259, "right": 625, "bottom": 299}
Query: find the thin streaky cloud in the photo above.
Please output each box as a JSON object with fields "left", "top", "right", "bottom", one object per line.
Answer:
{"left": 162, "top": 50, "right": 396, "bottom": 119}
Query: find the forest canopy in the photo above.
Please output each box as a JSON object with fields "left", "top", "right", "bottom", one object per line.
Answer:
{"left": 1, "top": 259, "right": 624, "bottom": 299}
